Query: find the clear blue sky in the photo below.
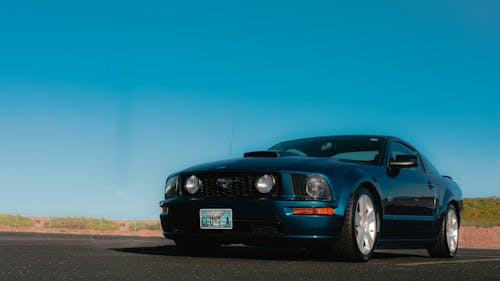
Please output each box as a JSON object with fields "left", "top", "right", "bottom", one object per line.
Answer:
{"left": 0, "top": 1, "right": 499, "bottom": 219}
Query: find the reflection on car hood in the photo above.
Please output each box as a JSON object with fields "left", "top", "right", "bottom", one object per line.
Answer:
{"left": 180, "top": 156, "right": 356, "bottom": 174}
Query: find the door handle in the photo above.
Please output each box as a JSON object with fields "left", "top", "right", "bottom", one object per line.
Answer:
{"left": 426, "top": 181, "right": 435, "bottom": 189}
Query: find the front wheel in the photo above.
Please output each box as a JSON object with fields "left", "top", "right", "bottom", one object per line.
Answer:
{"left": 427, "top": 204, "right": 459, "bottom": 258}
{"left": 332, "top": 187, "right": 379, "bottom": 262}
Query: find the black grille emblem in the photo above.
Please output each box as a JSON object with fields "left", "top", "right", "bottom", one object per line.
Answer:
{"left": 216, "top": 178, "right": 238, "bottom": 189}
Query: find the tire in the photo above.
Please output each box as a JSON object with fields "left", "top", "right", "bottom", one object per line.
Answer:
{"left": 175, "top": 238, "right": 220, "bottom": 255}
{"left": 331, "top": 187, "right": 380, "bottom": 262}
{"left": 427, "top": 204, "right": 459, "bottom": 258}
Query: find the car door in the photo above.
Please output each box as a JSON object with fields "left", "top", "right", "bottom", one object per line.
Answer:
{"left": 379, "top": 141, "right": 437, "bottom": 239}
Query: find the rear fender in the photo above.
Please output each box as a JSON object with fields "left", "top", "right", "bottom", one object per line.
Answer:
{"left": 436, "top": 187, "right": 463, "bottom": 228}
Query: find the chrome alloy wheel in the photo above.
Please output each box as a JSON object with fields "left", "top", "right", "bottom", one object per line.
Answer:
{"left": 446, "top": 207, "right": 459, "bottom": 253}
{"left": 354, "top": 194, "right": 377, "bottom": 255}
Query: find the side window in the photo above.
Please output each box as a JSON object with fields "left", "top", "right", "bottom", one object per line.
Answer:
{"left": 390, "top": 142, "right": 423, "bottom": 173}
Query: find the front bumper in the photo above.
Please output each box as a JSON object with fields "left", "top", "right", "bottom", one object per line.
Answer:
{"left": 159, "top": 197, "right": 344, "bottom": 245}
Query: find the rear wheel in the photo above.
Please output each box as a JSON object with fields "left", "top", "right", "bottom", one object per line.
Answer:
{"left": 427, "top": 204, "right": 459, "bottom": 258}
{"left": 332, "top": 187, "right": 379, "bottom": 262}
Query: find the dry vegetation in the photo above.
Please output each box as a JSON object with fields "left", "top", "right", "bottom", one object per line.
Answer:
{"left": 0, "top": 215, "right": 160, "bottom": 232}
{"left": 0, "top": 214, "right": 35, "bottom": 228}
{"left": 462, "top": 197, "right": 500, "bottom": 227}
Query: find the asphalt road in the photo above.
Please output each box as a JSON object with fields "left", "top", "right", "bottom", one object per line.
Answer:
{"left": 0, "top": 232, "right": 498, "bottom": 281}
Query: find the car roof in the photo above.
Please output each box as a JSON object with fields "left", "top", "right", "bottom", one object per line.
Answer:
{"left": 274, "top": 134, "right": 390, "bottom": 144}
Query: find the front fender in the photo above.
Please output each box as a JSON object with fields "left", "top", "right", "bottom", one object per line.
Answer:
{"left": 332, "top": 167, "right": 383, "bottom": 217}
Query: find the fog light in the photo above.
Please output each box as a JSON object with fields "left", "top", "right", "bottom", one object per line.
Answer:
{"left": 293, "top": 207, "right": 334, "bottom": 215}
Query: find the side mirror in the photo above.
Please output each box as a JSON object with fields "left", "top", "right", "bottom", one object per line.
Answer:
{"left": 390, "top": 154, "right": 418, "bottom": 168}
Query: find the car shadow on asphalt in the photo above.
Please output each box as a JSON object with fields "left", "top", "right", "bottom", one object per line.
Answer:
{"left": 110, "top": 245, "right": 425, "bottom": 261}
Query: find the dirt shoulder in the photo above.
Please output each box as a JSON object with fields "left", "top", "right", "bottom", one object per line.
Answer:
{"left": 460, "top": 226, "right": 500, "bottom": 249}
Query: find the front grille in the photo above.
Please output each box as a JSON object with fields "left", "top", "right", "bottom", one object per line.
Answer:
{"left": 181, "top": 173, "right": 281, "bottom": 198}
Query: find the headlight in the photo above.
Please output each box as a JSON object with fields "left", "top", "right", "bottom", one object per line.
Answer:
{"left": 255, "top": 174, "right": 276, "bottom": 193}
{"left": 185, "top": 175, "right": 202, "bottom": 194}
{"left": 165, "top": 176, "right": 179, "bottom": 198}
{"left": 305, "top": 175, "right": 332, "bottom": 199}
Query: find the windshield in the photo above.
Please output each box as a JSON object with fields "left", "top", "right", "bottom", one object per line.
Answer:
{"left": 269, "top": 136, "right": 385, "bottom": 164}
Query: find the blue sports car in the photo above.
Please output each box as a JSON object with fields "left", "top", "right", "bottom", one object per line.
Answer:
{"left": 159, "top": 135, "right": 463, "bottom": 261}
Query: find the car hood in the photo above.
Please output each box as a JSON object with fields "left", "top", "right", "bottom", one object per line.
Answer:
{"left": 180, "top": 156, "right": 356, "bottom": 174}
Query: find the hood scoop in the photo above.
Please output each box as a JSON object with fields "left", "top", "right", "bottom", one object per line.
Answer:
{"left": 243, "top": 150, "right": 299, "bottom": 158}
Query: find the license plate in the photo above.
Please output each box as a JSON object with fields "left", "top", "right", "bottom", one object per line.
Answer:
{"left": 199, "top": 208, "right": 233, "bottom": 230}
